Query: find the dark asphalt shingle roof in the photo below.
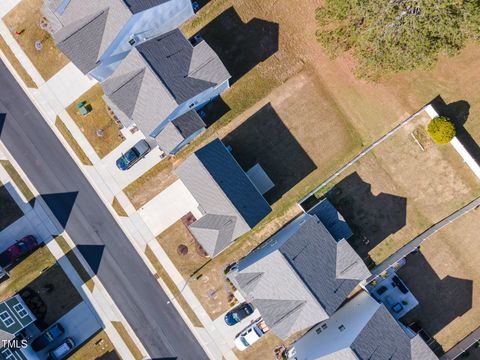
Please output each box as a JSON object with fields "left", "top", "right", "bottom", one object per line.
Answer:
{"left": 154, "top": 110, "right": 206, "bottom": 154}
{"left": 176, "top": 139, "right": 271, "bottom": 257}
{"left": 123, "top": 0, "right": 170, "bottom": 13}
{"left": 232, "top": 212, "right": 370, "bottom": 339}
{"left": 136, "top": 29, "right": 230, "bottom": 103}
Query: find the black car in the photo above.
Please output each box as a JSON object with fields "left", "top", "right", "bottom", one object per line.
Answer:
{"left": 116, "top": 140, "right": 151, "bottom": 170}
{"left": 224, "top": 303, "right": 254, "bottom": 326}
{"left": 32, "top": 323, "right": 64, "bottom": 351}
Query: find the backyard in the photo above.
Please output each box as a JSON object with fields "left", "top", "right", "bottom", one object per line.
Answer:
{"left": 324, "top": 110, "right": 480, "bottom": 263}
{"left": 66, "top": 84, "right": 125, "bottom": 159}
{"left": 69, "top": 330, "right": 119, "bottom": 360}
{"left": 0, "top": 182, "right": 23, "bottom": 231}
{"left": 398, "top": 207, "right": 480, "bottom": 352}
{"left": 3, "top": 0, "right": 68, "bottom": 80}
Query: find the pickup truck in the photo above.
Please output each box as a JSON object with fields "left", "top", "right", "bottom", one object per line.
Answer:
{"left": 234, "top": 318, "right": 269, "bottom": 351}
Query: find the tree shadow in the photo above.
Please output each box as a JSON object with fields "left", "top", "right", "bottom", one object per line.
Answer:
{"left": 40, "top": 192, "right": 78, "bottom": 230}
{"left": 76, "top": 244, "right": 105, "bottom": 275}
{"left": 196, "top": 6, "right": 279, "bottom": 84}
{"left": 326, "top": 172, "right": 407, "bottom": 259}
{"left": 222, "top": 103, "right": 316, "bottom": 203}
{"left": 398, "top": 251, "right": 473, "bottom": 339}
{"left": 430, "top": 96, "right": 480, "bottom": 164}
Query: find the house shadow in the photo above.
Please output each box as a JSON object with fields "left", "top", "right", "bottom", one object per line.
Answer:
{"left": 222, "top": 103, "right": 316, "bottom": 204}
{"left": 76, "top": 244, "right": 105, "bottom": 275}
{"left": 326, "top": 172, "right": 407, "bottom": 259}
{"left": 430, "top": 96, "right": 480, "bottom": 164}
{"left": 0, "top": 183, "right": 24, "bottom": 231}
{"left": 398, "top": 251, "right": 473, "bottom": 340}
{"left": 0, "top": 113, "right": 5, "bottom": 137}
{"left": 198, "top": 96, "right": 230, "bottom": 127}
{"left": 40, "top": 191, "right": 78, "bottom": 231}
{"left": 196, "top": 6, "right": 279, "bottom": 84}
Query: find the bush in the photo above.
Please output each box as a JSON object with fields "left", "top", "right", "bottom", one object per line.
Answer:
{"left": 427, "top": 117, "right": 456, "bottom": 144}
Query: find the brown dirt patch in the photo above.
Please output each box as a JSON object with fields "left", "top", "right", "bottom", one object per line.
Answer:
{"left": 66, "top": 84, "right": 124, "bottom": 159}
{"left": 3, "top": 0, "right": 68, "bottom": 80}
{"left": 0, "top": 36, "right": 36, "bottom": 87}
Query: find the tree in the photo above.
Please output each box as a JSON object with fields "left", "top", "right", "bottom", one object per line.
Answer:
{"left": 427, "top": 116, "right": 456, "bottom": 144}
{"left": 316, "top": 0, "right": 480, "bottom": 79}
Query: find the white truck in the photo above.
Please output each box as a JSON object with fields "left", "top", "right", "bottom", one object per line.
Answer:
{"left": 234, "top": 317, "right": 269, "bottom": 351}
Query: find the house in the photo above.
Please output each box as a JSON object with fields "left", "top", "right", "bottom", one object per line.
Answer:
{"left": 229, "top": 199, "right": 371, "bottom": 340}
{"left": 42, "top": 0, "right": 195, "bottom": 80}
{"left": 102, "top": 29, "right": 231, "bottom": 154}
{"left": 287, "top": 291, "right": 438, "bottom": 360}
{"left": 0, "top": 295, "right": 36, "bottom": 360}
{"left": 175, "top": 139, "right": 271, "bottom": 257}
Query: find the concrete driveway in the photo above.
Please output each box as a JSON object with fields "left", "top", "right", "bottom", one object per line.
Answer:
{"left": 96, "top": 130, "right": 165, "bottom": 190}
{"left": 35, "top": 301, "right": 102, "bottom": 359}
{"left": 137, "top": 179, "right": 202, "bottom": 237}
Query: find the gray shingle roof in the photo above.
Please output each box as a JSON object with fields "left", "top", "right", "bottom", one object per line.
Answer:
{"left": 102, "top": 29, "right": 229, "bottom": 139}
{"left": 308, "top": 198, "right": 353, "bottom": 241}
{"left": 176, "top": 139, "right": 271, "bottom": 257}
{"left": 232, "top": 212, "right": 370, "bottom": 339}
{"left": 46, "top": 0, "right": 133, "bottom": 73}
{"left": 123, "top": 0, "right": 169, "bottom": 13}
{"left": 136, "top": 29, "right": 230, "bottom": 103}
{"left": 154, "top": 110, "right": 205, "bottom": 154}
{"left": 290, "top": 291, "right": 438, "bottom": 360}
{"left": 351, "top": 305, "right": 438, "bottom": 360}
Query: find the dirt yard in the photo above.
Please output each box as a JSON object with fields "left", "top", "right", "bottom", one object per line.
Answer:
{"left": 326, "top": 111, "right": 480, "bottom": 263}
{"left": 3, "top": 0, "right": 68, "bottom": 80}
{"left": 156, "top": 217, "right": 236, "bottom": 319}
{"left": 66, "top": 84, "right": 125, "bottom": 159}
{"left": 398, "top": 208, "right": 480, "bottom": 352}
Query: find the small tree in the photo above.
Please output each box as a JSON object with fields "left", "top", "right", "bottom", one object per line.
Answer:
{"left": 427, "top": 117, "right": 456, "bottom": 144}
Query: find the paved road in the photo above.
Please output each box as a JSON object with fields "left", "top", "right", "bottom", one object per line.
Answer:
{"left": 0, "top": 62, "right": 208, "bottom": 360}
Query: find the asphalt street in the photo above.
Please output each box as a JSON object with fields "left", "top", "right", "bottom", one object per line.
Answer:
{"left": 0, "top": 61, "right": 208, "bottom": 360}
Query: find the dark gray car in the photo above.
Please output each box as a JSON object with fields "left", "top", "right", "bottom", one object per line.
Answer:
{"left": 116, "top": 140, "right": 151, "bottom": 170}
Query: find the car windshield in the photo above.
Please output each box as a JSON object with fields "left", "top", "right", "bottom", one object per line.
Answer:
{"left": 124, "top": 149, "right": 138, "bottom": 162}
{"left": 16, "top": 241, "right": 28, "bottom": 252}
{"left": 240, "top": 336, "right": 249, "bottom": 347}
{"left": 232, "top": 313, "right": 241, "bottom": 322}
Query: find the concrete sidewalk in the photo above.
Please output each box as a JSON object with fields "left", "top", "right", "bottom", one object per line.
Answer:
{"left": 0, "top": 15, "right": 239, "bottom": 360}
{"left": 0, "top": 146, "right": 142, "bottom": 360}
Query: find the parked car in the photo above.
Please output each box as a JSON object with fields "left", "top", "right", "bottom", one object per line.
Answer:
{"left": 224, "top": 302, "right": 254, "bottom": 326}
{"left": 116, "top": 140, "right": 151, "bottom": 170}
{"left": 31, "top": 323, "right": 65, "bottom": 351}
{"left": 234, "top": 318, "right": 269, "bottom": 351}
{"left": 0, "top": 235, "right": 38, "bottom": 268}
{"left": 48, "top": 337, "right": 74, "bottom": 360}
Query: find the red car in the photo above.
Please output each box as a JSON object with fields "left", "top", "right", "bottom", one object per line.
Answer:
{"left": 0, "top": 235, "right": 38, "bottom": 268}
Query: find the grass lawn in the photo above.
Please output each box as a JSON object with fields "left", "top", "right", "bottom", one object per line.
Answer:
{"left": 69, "top": 330, "right": 118, "bottom": 360}
{"left": 398, "top": 208, "right": 480, "bottom": 352}
{"left": 0, "top": 246, "right": 56, "bottom": 300}
{"left": 111, "top": 321, "right": 143, "bottom": 360}
{"left": 0, "top": 181, "right": 24, "bottom": 231}
{"left": 145, "top": 246, "right": 203, "bottom": 327}
{"left": 322, "top": 110, "right": 480, "bottom": 263}
{"left": 0, "top": 160, "right": 35, "bottom": 205}
{"left": 3, "top": 0, "right": 68, "bottom": 81}
{"left": 0, "top": 36, "right": 36, "bottom": 87}
{"left": 111, "top": 197, "right": 127, "bottom": 217}
{"left": 55, "top": 117, "right": 93, "bottom": 165}
{"left": 156, "top": 219, "right": 236, "bottom": 319}
{"left": 66, "top": 84, "right": 124, "bottom": 159}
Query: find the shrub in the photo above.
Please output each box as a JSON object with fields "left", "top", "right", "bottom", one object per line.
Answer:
{"left": 427, "top": 117, "right": 456, "bottom": 144}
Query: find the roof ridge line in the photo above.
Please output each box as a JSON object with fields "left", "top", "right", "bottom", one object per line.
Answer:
{"left": 58, "top": 7, "right": 109, "bottom": 44}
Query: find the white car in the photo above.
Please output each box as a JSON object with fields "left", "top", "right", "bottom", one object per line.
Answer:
{"left": 234, "top": 318, "right": 269, "bottom": 351}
